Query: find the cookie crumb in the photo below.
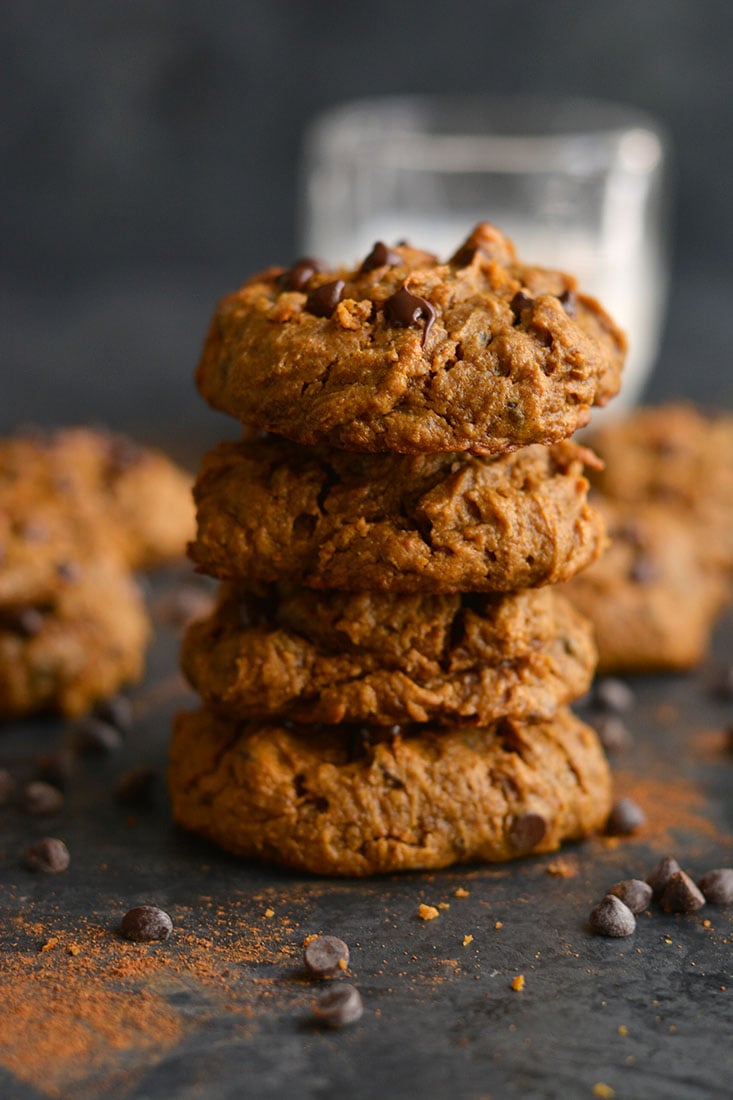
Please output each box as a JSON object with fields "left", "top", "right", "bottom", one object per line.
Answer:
{"left": 495, "top": 921, "right": 503, "bottom": 930}
{"left": 510, "top": 974, "right": 525, "bottom": 992}
{"left": 40, "top": 937, "right": 59, "bottom": 953}
{"left": 418, "top": 904, "right": 439, "bottom": 921}
{"left": 592, "top": 1085, "right": 615, "bottom": 1099}
{"left": 546, "top": 858, "right": 577, "bottom": 878}
{"left": 454, "top": 887, "right": 469, "bottom": 898}
{"left": 67, "top": 944, "right": 82, "bottom": 956}
{"left": 618, "top": 1024, "right": 628, "bottom": 1036}
{"left": 437, "top": 902, "right": 450, "bottom": 910}
{"left": 462, "top": 935, "right": 474, "bottom": 947}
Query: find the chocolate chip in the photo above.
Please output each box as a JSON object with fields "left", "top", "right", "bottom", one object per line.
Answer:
{"left": 71, "top": 717, "right": 124, "bottom": 755}
{"left": 628, "top": 553, "right": 659, "bottom": 584}
{"left": 646, "top": 856, "right": 682, "bottom": 899}
{"left": 55, "top": 561, "right": 81, "bottom": 582}
{"left": 303, "top": 934, "right": 350, "bottom": 977}
{"left": 606, "top": 797, "right": 645, "bottom": 836}
{"left": 306, "top": 279, "right": 346, "bottom": 318}
{"left": 698, "top": 869, "right": 733, "bottom": 905}
{"left": 660, "top": 870, "right": 706, "bottom": 914}
{"left": 311, "top": 984, "right": 364, "bottom": 1028}
{"left": 115, "top": 766, "right": 156, "bottom": 807}
{"left": 608, "top": 879, "right": 653, "bottom": 914}
{"left": 360, "top": 241, "right": 401, "bottom": 273}
{"left": 383, "top": 286, "right": 436, "bottom": 345}
{"left": 23, "top": 837, "right": 70, "bottom": 873}
{"left": 558, "top": 288, "right": 577, "bottom": 316}
{"left": 594, "top": 715, "right": 633, "bottom": 754}
{"left": 94, "top": 694, "right": 134, "bottom": 733}
{"left": 0, "top": 767, "right": 16, "bottom": 806}
{"left": 120, "top": 905, "right": 173, "bottom": 942}
{"left": 510, "top": 290, "right": 534, "bottom": 322}
{"left": 23, "top": 781, "right": 64, "bottom": 815}
{"left": 589, "top": 894, "right": 636, "bottom": 937}
{"left": 508, "top": 812, "right": 547, "bottom": 853}
{"left": 449, "top": 244, "right": 480, "bottom": 268}
{"left": 279, "top": 257, "right": 327, "bottom": 292}
{"left": 593, "top": 677, "right": 634, "bottom": 714}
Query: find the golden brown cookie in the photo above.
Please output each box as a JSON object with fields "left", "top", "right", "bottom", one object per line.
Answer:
{"left": 181, "top": 584, "right": 596, "bottom": 726}
{"left": 562, "top": 499, "right": 728, "bottom": 673}
{"left": 196, "top": 223, "right": 625, "bottom": 454}
{"left": 0, "top": 427, "right": 195, "bottom": 607}
{"left": 0, "top": 559, "right": 150, "bottom": 718}
{"left": 190, "top": 436, "right": 606, "bottom": 593}
{"left": 168, "top": 706, "right": 611, "bottom": 876}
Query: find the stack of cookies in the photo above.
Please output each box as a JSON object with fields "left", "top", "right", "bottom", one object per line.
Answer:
{"left": 169, "top": 223, "right": 626, "bottom": 876}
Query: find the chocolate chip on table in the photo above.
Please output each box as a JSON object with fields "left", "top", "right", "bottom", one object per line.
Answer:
{"left": 660, "top": 870, "right": 706, "bottom": 914}
{"left": 115, "top": 766, "right": 156, "bottom": 806}
{"left": 508, "top": 812, "right": 547, "bottom": 853}
{"left": 608, "top": 879, "right": 653, "bottom": 914}
{"left": 646, "top": 855, "right": 681, "bottom": 900}
{"left": 23, "top": 837, "right": 70, "bottom": 873}
{"left": 305, "top": 279, "right": 346, "bottom": 318}
{"left": 360, "top": 241, "right": 401, "bottom": 272}
{"left": 594, "top": 715, "right": 633, "bottom": 754}
{"left": 606, "top": 797, "right": 646, "bottom": 836}
{"left": 383, "top": 286, "right": 436, "bottom": 344}
{"left": 510, "top": 290, "right": 534, "bottom": 322}
{"left": 592, "top": 677, "right": 634, "bottom": 714}
{"left": 303, "top": 935, "right": 350, "bottom": 977}
{"left": 698, "top": 869, "right": 733, "bottom": 905}
{"left": 23, "top": 781, "right": 64, "bottom": 815}
{"left": 120, "top": 905, "right": 173, "bottom": 942}
{"left": 279, "top": 257, "right": 327, "bottom": 292}
{"left": 94, "top": 694, "right": 134, "bottom": 733}
{"left": 0, "top": 767, "right": 16, "bottom": 806}
{"left": 589, "top": 895, "right": 636, "bottom": 937}
{"left": 71, "top": 717, "right": 124, "bottom": 755}
{"left": 311, "top": 984, "right": 364, "bottom": 1028}
{"left": 558, "top": 288, "right": 577, "bottom": 316}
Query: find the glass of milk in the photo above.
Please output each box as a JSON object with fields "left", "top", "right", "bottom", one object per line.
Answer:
{"left": 300, "top": 95, "right": 670, "bottom": 415}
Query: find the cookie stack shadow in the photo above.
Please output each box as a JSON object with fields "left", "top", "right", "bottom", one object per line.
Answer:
{"left": 169, "top": 223, "right": 628, "bottom": 876}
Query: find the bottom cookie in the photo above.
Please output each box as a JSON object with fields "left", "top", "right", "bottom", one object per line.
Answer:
{"left": 168, "top": 707, "right": 611, "bottom": 876}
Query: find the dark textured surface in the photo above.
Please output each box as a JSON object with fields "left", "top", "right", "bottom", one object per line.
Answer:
{"left": 1, "top": 587, "right": 731, "bottom": 1100}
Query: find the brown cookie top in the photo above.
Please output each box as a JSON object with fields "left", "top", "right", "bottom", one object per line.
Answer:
{"left": 168, "top": 706, "right": 612, "bottom": 876}
{"left": 181, "top": 584, "right": 596, "bottom": 727}
{"left": 190, "top": 435, "right": 606, "bottom": 593}
{"left": 0, "top": 427, "right": 195, "bottom": 607}
{"left": 196, "top": 223, "right": 625, "bottom": 454}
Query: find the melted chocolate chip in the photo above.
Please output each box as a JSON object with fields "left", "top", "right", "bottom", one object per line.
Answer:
{"left": 360, "top": 241, "right": 401, "bottom": 273}
{"left": 558, "top": 288, "right": 577, "bottom": 317}
{"left": 510, "top": 291, "right": 534, "bottom": 323}
{"left": 508, "top": 812, "right": 546, "bottom": 853}
{"left": 449, "top": 244, "right": 480, "bottom": 268}
{"left": 306, "top": 279, "right": 345, "bottom": 318}
{"left": 383, "top": 286, "right": 436, "bottom": 345}
{"left": 279, "top": 257, "right": 328, "bottom": 292}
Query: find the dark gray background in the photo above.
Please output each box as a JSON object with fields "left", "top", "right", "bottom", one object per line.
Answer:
{"left": 3, "top": 0, "right": 732, "bottom": 446}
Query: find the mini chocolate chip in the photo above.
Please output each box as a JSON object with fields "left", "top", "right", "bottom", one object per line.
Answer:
{"left": 71, "top": 717, "right": 124, "bottom": 755}
{"left": 594, "top": 715, "right": 633, "bottom": 754}
{"left": 0, "top": 767, "right": 16, "bottom": 806}
{"left": 660, "top": 870, "right": 706, "bottom": 914}
{"left": 23, "top": 781, "right": 64, "bottom": 815}
{"left": 279, "top": 257, "right": 327, "bottom": 292}
{"left": 593, "top": 677, "right": 635, "bottom": 714}
{"left": 508, "top": 812, "right": 547, "bottom": 853}
{"left": 120, "top": 905, "right": 173, "bottom": 942}
{"left": 36, "top": 749, "right": 76, "bottom": 790}
{"left": 303, "top": 934, "right": 350, "bottom": 977}
{"left": 115, "top": 766, "right": 156, "bottom": 807}
{"left": 510, "top": 290, "right": 534, "bottom": 322}
{"left": 306, "top": 279, "right": 346, "bottom": 318}
{"left": 606, "top": 797, "right": 646, "bottom": 836}
{"left": 360, "top": 241, "right": 401, "bottom": 272}
{"left": 311, "top": 984, "right": 364, "bottom": 1028}
{"left": 94, "top": 694, "right": 134, "bottom": 733}
{"left": 646, "top": 855, "right": 681, "bottom": 899}
{"left": 589, "top": 894, "right": 636, "bottom": 937}
{"left": 608, "top": 879, "right": 653, "bottom": 914}
{"left": 558, "top": 288, "right": 577, "bottom": 316}
{"left": 383, "top": 286, "right": 436, "bottom": 345}
{"left": 698, "top": 869, "right": 733, "bottom": 905}
{"left": 23, "top": 837, "right": 70, "bottom": 873}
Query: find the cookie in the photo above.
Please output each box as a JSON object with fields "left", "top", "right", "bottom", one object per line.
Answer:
{"left": 0, "top": 559, "right": 150, "bottom": 718}
{"left": 181, "top": 585, "right": 596, "bottom": 726}
{"left": 0, "top": 427, "right": 195, "bottom": 607}
{"left": 190, "top": 436, "right": 606, "bottom": 593}
{"left": 587, "top": 403, "right": 733, "bottom": 574}
{"left": 196, "top": 223, "right": 625, "bottom": 454}
{"left": 562, "top": 499, "right": 728, "bottom": 673}
{"left": 168, "top": 706, "right": 611, "bottom": 876}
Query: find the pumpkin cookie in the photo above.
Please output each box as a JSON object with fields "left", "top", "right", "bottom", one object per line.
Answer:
{"left": 196, "top": 223, "right": 625, "bottom": 454}
{"left": 168, "top": 706, "right": 611, "bottom": 876}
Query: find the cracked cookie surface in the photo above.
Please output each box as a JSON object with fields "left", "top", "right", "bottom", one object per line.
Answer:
{"left": 182, "top": 585, "right": 596, "bottom": 726}
{"left": 196, "top": 223, "right": 625, "bottom": 454}
{"left": 168, "top": 706, "right": 611, "bottom": 876}
{"left": 190, "top": 436, "right": 606, "bottom": 593}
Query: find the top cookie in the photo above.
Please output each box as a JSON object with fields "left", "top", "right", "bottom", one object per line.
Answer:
{"left": 196, "top": 223, "right": 625, "bottom": 454}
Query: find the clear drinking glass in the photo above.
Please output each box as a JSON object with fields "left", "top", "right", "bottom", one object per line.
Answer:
{"left": 300, "top": 95, "right": 670, "bottom": 415}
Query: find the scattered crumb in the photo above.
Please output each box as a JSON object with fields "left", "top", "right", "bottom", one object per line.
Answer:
{"left": 67, "top": 944, "right": 82, "bottom": 957}
{"left": 495, "top": 921, "right": 503, "bottom": 930}
{"left": 418, "top": 904, "right": 439, "bottom": 922}
{"left": 454, "top": 887, "right": 469, "bottom": 898}
{"left": 618, "top": 1025, "right": 628, "bottom": 1037}
{"left": 510, "top": 974, "right": 525, "bottom": 992}
{"left": 337, "top": 958, "right": 348, "bottom": 971}
{"left": 462, "top": 935, "right": 474, "bottom": 947}
{"left": 546, "top": 858, "right": 577, "bottom": 879}
{"left": 703, "top": 919, "right": 712, "bottom": 928}
{"left": 263, "top": 908, "right": 275, "bottom": 919}
{"left": 437, "top": 902, "right": 450, "bottom": 911}
{"left": 593, "top": 1085, "right": 615, "bottom": 1099}
{"left": 40, "top": 938, "right": 59, "bottom": 954}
